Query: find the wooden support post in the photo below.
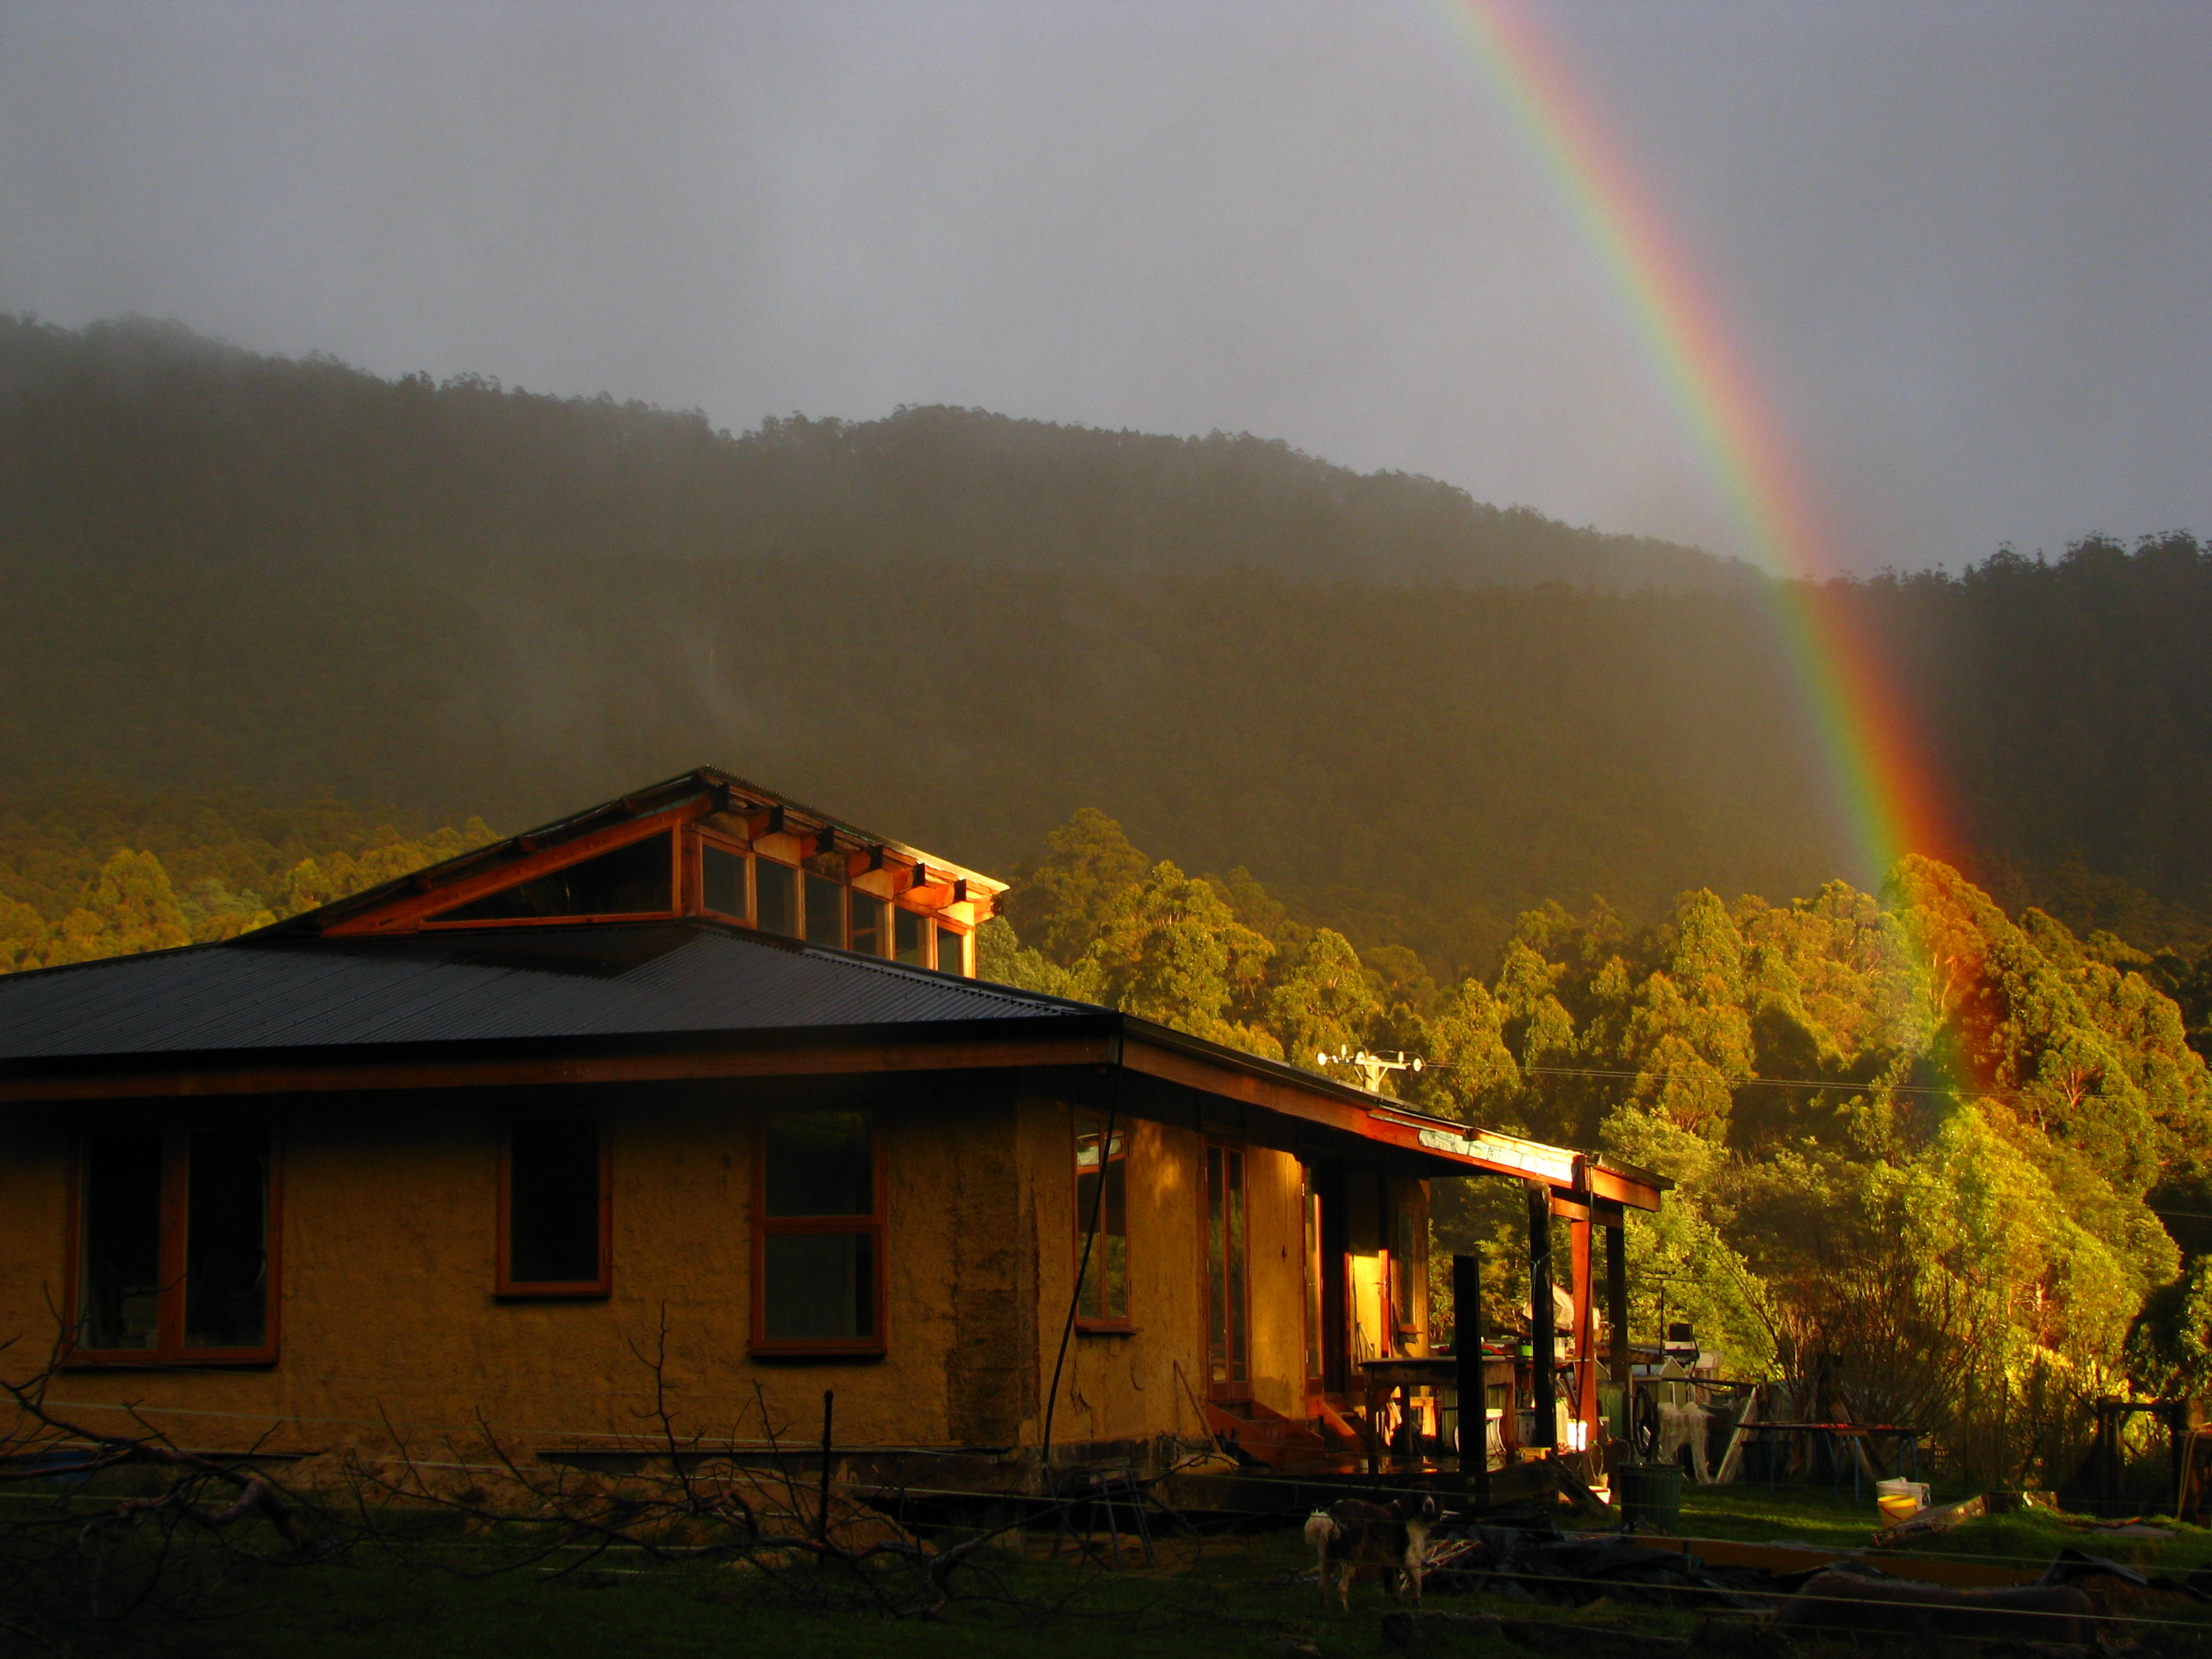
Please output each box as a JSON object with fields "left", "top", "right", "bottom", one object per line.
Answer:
{"left": 2096, "top": 1401, "right": 2118, "bottom": 1517}
{"left": 1570, "top": 1209, "right": 1596, "bottom": 1450}
{"left": 1527, "top": 1181, "right": 1556, "bottom": 1452}
{"left": 819, "top": 1389, "right": 835, "bottom": 1538}
{"left": 1607, "top": 1220, "right": 1631, "bottom": 1446}
{"left": 1454, "top": 1251, "right": 1491, "bottom": 1508}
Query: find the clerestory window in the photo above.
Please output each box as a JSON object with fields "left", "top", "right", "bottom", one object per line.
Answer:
{"left": 431, "top": 833, "right": 674, "bottom": 924}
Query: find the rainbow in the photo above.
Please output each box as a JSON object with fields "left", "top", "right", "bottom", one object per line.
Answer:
{"left": 1431, "top": 0, "right": 1952, "bottom": 884}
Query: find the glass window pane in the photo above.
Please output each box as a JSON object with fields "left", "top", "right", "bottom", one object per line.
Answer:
{"left": 508, "top": 1118, "right": 601, "bottom": 1284}
{"left": 851, "top": 893, "right": 886, "bottom": 957}
{"left": 756, "top": 859, "right": 798, "bottom": 937}
{"left": 764, "top": 1112, "right": 872, "bottom": 1216}
{"left": 893, "top": 907, "right": 925, "bottom": 966}
{"left": 185, "top": 1128, "right": 268, "bottom": 1349}
{"left": 702, "top": 845, "right": 747, "bottom": 920}
{"left": 434, "top": 833, "right": 673, "bottom": 923}
{"left": 1076, "top": 1117, "right": 1128, "bottom": 1322}
{"left": 803, "top": 873, "right": 844, "bottom": 947}
{"left": 80, "top": 1132, "right": 163, "bottom": 1350}
{"left": 762, "top": 1233, "right": 874, "bottom": 1340}
{"left": 935, "top": 924, "right": 964, "bottom": 976}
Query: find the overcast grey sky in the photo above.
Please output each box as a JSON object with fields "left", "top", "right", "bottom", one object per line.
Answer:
{"left": 1, "top": 0, "right": 2204, "bottom": 574}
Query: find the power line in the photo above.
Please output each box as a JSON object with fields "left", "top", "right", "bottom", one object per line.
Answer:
{"left": 1523, "top": 1064, "right": 2005, "bottom": 1099}
{"left": 1419, "top": 1059, "right": 2017, "bottom": 1099}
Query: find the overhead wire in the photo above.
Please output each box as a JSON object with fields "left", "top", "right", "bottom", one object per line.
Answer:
{"left": 1412, "top": 1059, "right": 2022, "bottom": 1099}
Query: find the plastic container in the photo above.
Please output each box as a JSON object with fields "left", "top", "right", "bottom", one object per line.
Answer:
{"left": 1614, "top": 1460, "right": 1683, "bottom": 1532}
{"left": 1876, "top": 1478, "right": 1929, "bottom": 1509}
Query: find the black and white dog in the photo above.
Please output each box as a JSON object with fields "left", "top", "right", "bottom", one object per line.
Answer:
{"left": 1303, "top": 1494, "right": 1441, "bottom": 1611}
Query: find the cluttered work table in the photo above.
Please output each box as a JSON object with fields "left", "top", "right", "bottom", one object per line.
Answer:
{"left": 1359, "top": 1354, "right": 1517, "bottom": 1474}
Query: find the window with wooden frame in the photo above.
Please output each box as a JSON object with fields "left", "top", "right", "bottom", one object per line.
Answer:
{"left": 70, "top": 1125, "right": 279, "bottom": 1365}
{"left": 935, "top": 921, "right": 968, "bottom": 977}
{"left": 691, "top": 821, "right": 970, "bottom": 968}
{"left": 497, "top": 1117, "right": 611, "bottom": 1297}
{"left": 700, "top": 837, "right": 751, "bottom": 924}
{"left": 1204, "top": 1141, "right": 1250, "bottom": 1393}
{"left": 802, "top": 850, "right": 847, "bottom": 948}
{"left": 850, "top": 891, "right": 888, "bottom": 956}
{"left": 893, "top": 906, "right": 927, "bottom": 966}
{"left": 755, "top": 854, "right": 799, "bottom": 938}
{"left": 752, "top": 1111, "right": 885, "bottom": 1355}
{"left": 1073, "top": 1113, "right": 1129, "bottom": 1329}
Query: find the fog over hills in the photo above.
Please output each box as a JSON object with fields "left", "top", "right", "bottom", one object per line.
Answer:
{"left": 4, "top": 316, "right": 2207, "bottom": 970}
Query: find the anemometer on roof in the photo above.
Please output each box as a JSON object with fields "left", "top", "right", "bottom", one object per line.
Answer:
{"left": 1315, "top": 1048, "right": 1423, "bottom": 1093}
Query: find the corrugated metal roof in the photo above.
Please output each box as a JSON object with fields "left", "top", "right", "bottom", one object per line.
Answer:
{"left": 0, "top": 921, "right": 1088, "bottom": 1060}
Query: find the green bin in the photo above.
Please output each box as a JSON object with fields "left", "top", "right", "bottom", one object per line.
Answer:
{"left": 1614, "top": 1461, "right": 1682, "bottom": 1532}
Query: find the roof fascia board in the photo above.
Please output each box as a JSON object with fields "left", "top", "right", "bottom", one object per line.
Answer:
{"left": 1113, "top": 1025, "right": 1656, "bottom": 1206}
{"left": 0, "top": 1030, "right": 1120, "bottom": 1103}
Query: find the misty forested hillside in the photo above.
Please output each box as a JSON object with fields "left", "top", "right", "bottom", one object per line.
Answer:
{"left": 0, "top": 314, "right": 1745, "bottom": 592}
{"left": 3, "top": 314, "right": 2209, "bottom": 974}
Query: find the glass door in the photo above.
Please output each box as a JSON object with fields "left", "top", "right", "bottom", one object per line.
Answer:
{"left": 1205, "top": 1143, "right": 1248, "bottom": 1391}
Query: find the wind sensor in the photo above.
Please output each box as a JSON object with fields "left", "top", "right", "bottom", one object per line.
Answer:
{"left": 1315, "top": 1048, "right": 1423, "bottom": 1093}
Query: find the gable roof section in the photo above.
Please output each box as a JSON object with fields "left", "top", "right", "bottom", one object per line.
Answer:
{"left": 277, "top": 766, "right": 1007, "bottom": 938}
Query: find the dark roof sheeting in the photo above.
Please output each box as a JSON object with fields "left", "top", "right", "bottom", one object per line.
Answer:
{"left": 0, "top": 922, "right": 1084, "bottom": 1060}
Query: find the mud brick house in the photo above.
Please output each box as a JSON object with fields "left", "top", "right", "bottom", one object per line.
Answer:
{"left": 0, "top": 768, "right": 1663, "bottom": 1488}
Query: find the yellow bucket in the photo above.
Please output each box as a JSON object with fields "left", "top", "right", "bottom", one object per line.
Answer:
{"left": 1877, "top": 1493, "right": 1920, "bottom": 1526}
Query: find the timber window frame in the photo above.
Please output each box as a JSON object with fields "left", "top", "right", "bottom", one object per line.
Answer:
{"left": 65, "top": 1123, "right": 281, "bottom": 1368}
{"left": 714, "top": 843, "right": 969, "bottom": 973}
{"left": 697, "top": 833, "right": 753, "bottom": 925}
{"left": 750, "top": 1111, "right": 887, "bottom": 1357}
{"left": 934, "top": 921, "right": 968, "bottom": 977}
{"left": 676, "top": 819, "right": 977, "bottom": 972}
{"left": 422, "top": 827, "right": 680, "bottom": 930}
{"left": 1202, "top": 1139, "right": 1252, "bottom": 1400}
{"left": 496, "top": 1115, "right": 613, "bottom": 1298}
{"left": 1073, "top": 1111, "right": 1131, "bottom": 1331}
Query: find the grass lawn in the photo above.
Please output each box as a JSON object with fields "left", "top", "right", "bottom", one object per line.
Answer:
{"left": 1675, "top": 1478, "right": 2212, "bottom": 1576}
{"left": 100, "top": 1527, "right": 1647, "bottom": 1659}
{"left": 28, "top": 1484, "right": 2212, "bottom": 1657}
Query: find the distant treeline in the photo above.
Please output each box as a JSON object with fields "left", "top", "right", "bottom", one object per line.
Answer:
{"left": 2, "top": 315, "right": 2208, "bottom": 977}
{"left": 0, "top": 783, "right": 492, "bottom": 970}
{"left": 0, "top": 313, "right": 1746, "bottom": 592}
